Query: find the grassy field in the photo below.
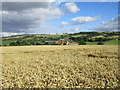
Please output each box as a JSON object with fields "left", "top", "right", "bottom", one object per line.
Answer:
{"left": 104, "top": 40, "right": 119, "bottom": 45}
{"left": 86, "top": 40, "right": 119, "bottom": 45}
{"left": 86, "top": 42, "right": 99, "bottom": 45}
{"left": 2, "top": 40, "right": 16, "bottom": 46}
{"left": 1, "top": 45, "right": 119, "bottom": 88}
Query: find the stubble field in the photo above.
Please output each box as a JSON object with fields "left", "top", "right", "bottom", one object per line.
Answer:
{"left": 1, "top": 45, "right": 119, "bottom": 88}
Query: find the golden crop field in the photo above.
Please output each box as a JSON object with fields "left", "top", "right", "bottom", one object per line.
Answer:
{"left": 1, "top": 45, "right": 119, "bottom": 88}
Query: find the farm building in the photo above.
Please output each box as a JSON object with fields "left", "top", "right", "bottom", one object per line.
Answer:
{"left": 55, "top": 41, "right": 62, "bottom": 45}
{"left": 55, "top": 41, "right": 69, "bottom": 45}
{"left": 45, "top": 41, "right": 78, "bottom": 45}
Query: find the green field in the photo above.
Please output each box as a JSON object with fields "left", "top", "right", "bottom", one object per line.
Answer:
{"left": 2, "top": 40, "right": 16, "bottom": 46}
{"left": 86, "top": 42, "right": 98, "bottom": 45}
{"left": 86, "top": 40, "right": 119, "bottom": 45}
{"left": 104, "top": 40, "right": 119, "bottom": 45}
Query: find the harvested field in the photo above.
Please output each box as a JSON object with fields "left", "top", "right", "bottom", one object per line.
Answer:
{"left": 1, "top": 45, "right": 119, "bottom": 88}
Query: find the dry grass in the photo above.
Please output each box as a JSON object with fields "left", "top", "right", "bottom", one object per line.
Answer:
{"left": 109, "top": 36, "right": 119, "bottom": 38}
{"left": 1, "top": 45, "right": 119, "bottom": 88}
{"left": 92, "top": 36, "right": 104, "bottom": 38}
{"left": 0, "top": 47, "right": 2, "bottom": 88}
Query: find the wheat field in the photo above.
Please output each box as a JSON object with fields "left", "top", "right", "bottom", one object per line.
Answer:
{"left": 1, "top": 45, "right": 119, "bottom": 88}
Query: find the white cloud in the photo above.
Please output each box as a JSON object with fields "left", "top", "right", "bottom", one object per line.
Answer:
{"left": 61, "top": 21, "right": 68, "bottom": 26}
{"left": 71, "top": 16, "right": 99, "bottom": 25}
{"left": 2, "top": 2, "right": 62, "bottom": 34}
{"left": 2, "top": 2, "right": 51, "bottom": 11}
{"left": 92, "top": 16, "right": 119, "bottom": 31}
{"left": 71, "top": 27, "right": 80, "bottom": 31}
{"left": 0, "top": 32, "right": 25, "bottom": 37}
{"left": 63, "top": 2, "right": 80, "bottom": 14}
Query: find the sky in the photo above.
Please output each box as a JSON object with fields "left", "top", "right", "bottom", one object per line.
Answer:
{"left": 1, "top": 0, "right": 119, "bottom": 36}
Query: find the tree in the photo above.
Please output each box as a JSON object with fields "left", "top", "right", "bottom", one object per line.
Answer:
{"left": 36, "top": 42, "right": 43, "bottom": 45}
{"left": 3, "top": 45, "right": 7, "bottom": 46}
{"left": 78, "top": 41, "right": 86, "bottom": 45}
{"left": 21, "top": 40, "right": 30, "bottom": 45}
{"left": 16, "top": 41, "right": 21, "bottom": 45}
{"left": 29, "top": 41, "right": 36, "bottom": 45}
{"left": 97, "top": 42, "right": 104, "bottom": 45}
{"left": 9, "top": 42, "right": 16, "bottom": 46}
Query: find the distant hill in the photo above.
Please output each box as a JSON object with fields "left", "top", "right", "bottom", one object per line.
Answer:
{"left": 1, "top": 32, "right": 120, "bottom": 46}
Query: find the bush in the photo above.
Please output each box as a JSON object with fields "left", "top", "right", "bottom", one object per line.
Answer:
{"left": 21, "top": 41, "right": 30, "bottom": 45}
{"left": 9, "top": 42, "right": 17, "bottom": 46}
{"left": 3, "top": 45, "right": 7, "bottom": 46}
{"left": 97, "top": 42, "right": 104, "bottom": 45}
{"left": 36, "top": 43, "right": 42, "bottom": 45}
{"left": 51, "top": 43, "right": 60, "bottom": 45}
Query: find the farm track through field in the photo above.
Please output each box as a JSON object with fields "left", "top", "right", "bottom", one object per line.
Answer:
{"left": 1, "top": 45, "right": 119, "bottom": 88}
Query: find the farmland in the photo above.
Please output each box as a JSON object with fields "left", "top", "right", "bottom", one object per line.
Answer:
{"left": 1, "top": 32, "right": 120, "bottom": 46}
{"left": 1, "top": 45, "right": 119, "bottom": 88}
{"left": 86, "top": 40, "right": 119, "bottom": 45}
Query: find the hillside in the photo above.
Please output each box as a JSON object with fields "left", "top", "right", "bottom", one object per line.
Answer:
{"left": 1, "top": 32, "right": 120, "bottom": 46}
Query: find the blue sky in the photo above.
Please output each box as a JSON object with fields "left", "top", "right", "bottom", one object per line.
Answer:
{"left": 1, "top": 1, "right": 119, "bottom": 36}
{"left": 51, "top": 2, "right": 118, "bottom": 33}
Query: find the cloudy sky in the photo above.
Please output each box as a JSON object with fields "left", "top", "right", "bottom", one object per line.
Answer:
{"left": 1, "top": 0, "right": 119, "bottom": 36}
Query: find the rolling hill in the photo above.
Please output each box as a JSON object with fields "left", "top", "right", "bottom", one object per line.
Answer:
{"left": 1, "top": 32, "right": 120, "bottom": 46}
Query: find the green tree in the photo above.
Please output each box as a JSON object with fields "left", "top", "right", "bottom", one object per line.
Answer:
{"left": 3, "top": 45, "right": 7, "bottom": 46}
{"left": 97, "top": 42, "right": 104, "bottom": 45}
{"left": 78, "top": 41, "right": 86, "bottom": 45}
{"left": 9, "top": 42, "right": 16, "bottom": 46}
{"left": 21, "top": 41, "right": 30, "bottom": 45}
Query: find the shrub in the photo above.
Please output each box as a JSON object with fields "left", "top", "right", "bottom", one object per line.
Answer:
{"left": 51, "top": 43, "right": 60, "bottom": 45}
{"left": 9, "top": 42, "right": 16, "bottom": 46}
{"left": 97, "top": 42, "right": 104, "bottom": 45}
{"left": 79, "top": 42, "right": 86, "bottom": 45}
{"left": 36, "top": 43, "right": 42, "bottom": 45}
{"left": 3, "top": 45, "right": 7, "bottom": 46}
